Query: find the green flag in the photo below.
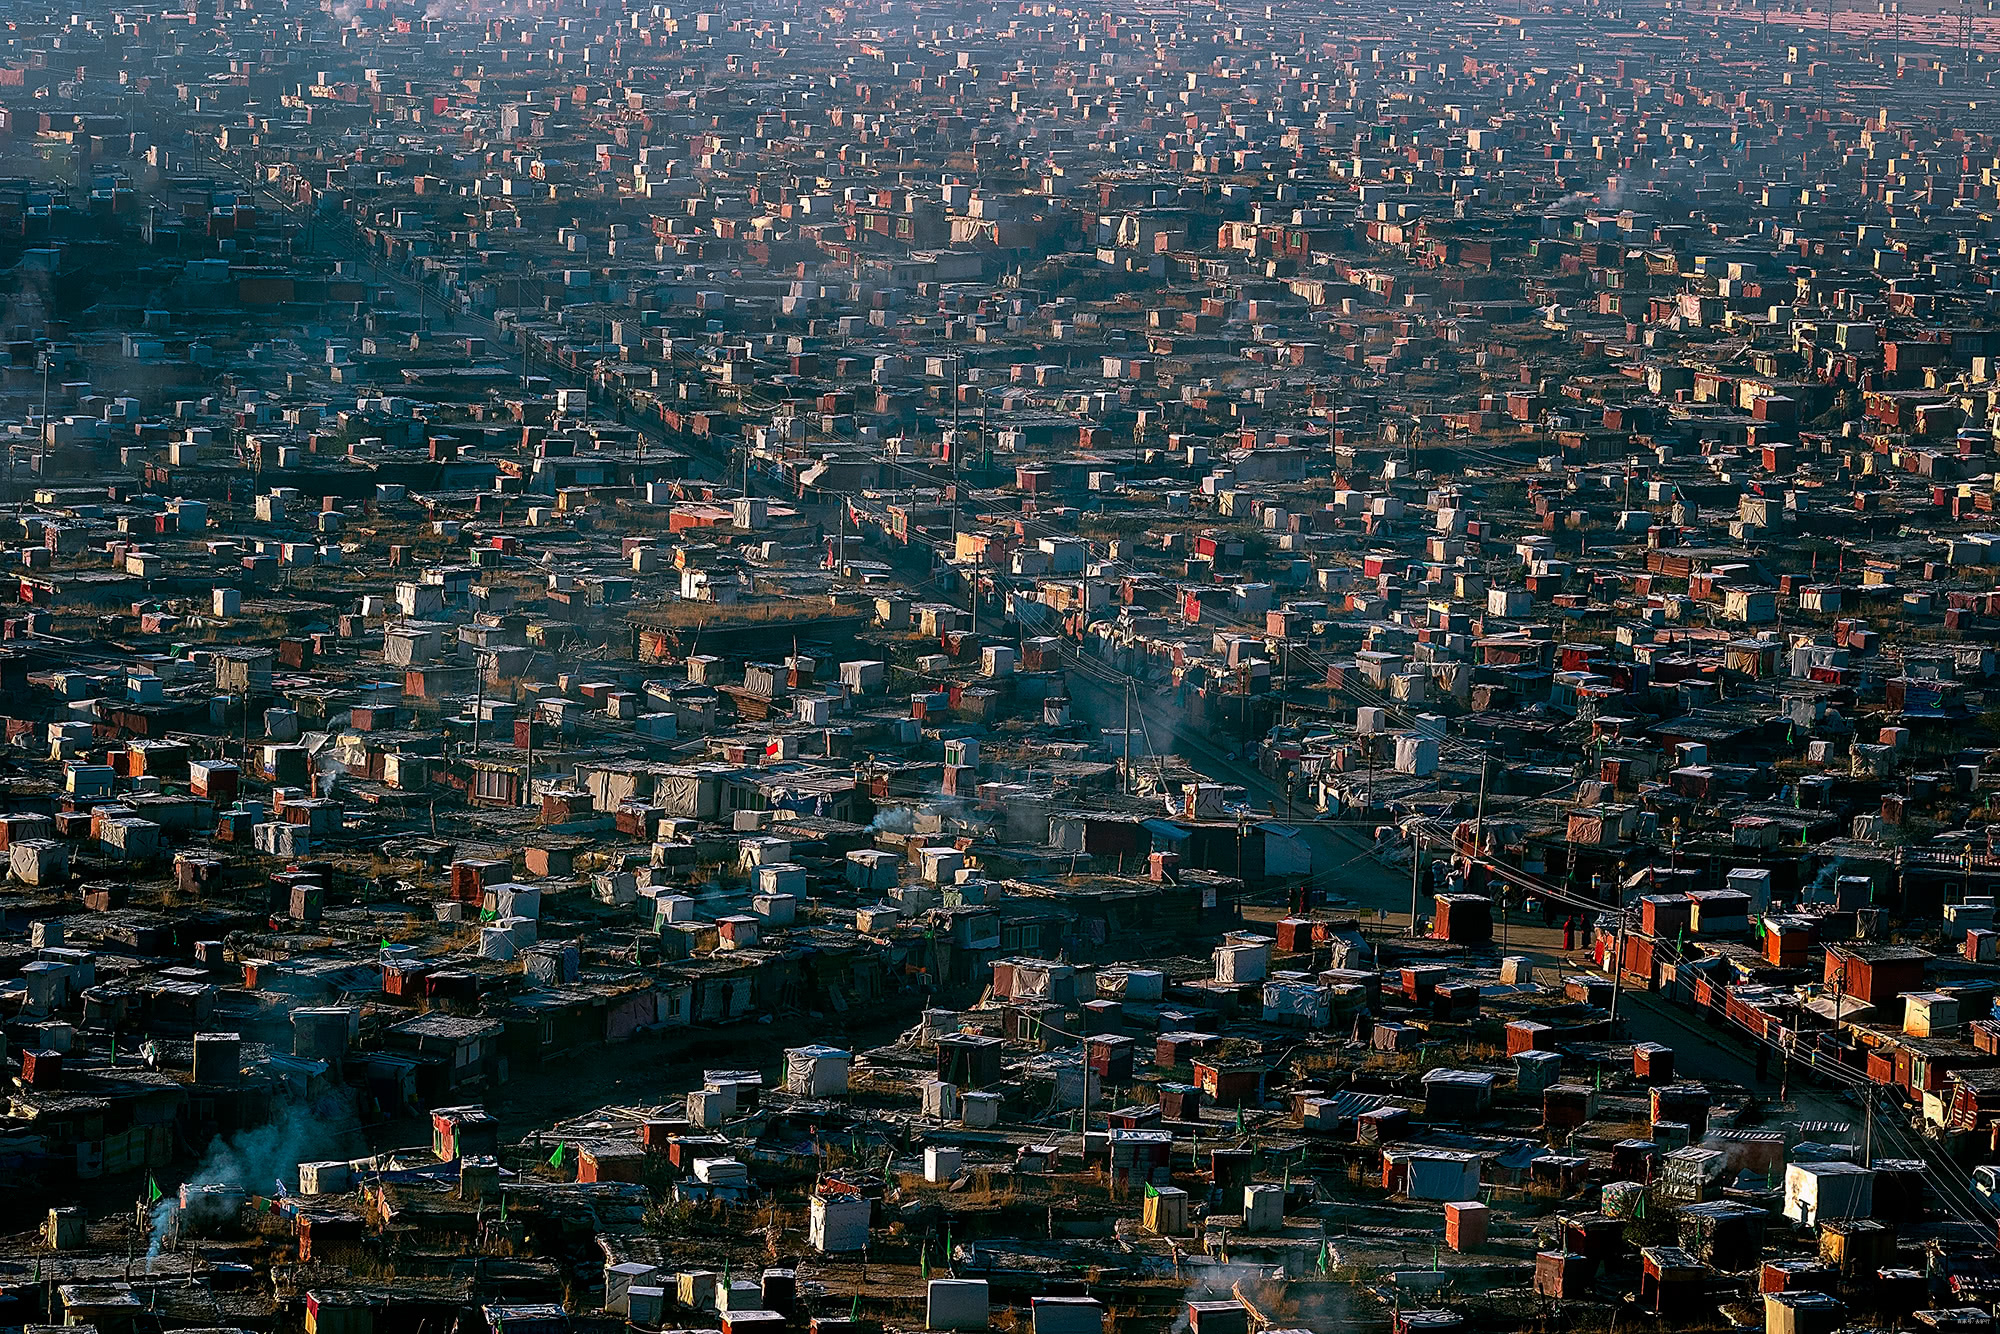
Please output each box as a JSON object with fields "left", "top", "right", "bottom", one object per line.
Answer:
{"left": 146, "top": 1175, "right": 163, "bottom": 1205}
{"left": 920, "top": 1245, "right": 930, "bottom": 1282}
{"left": 1144, "top": 1182, "right": 1159, "bottom": 1198}
{"left": 850, "top": 1295, "right": 860, "bottom": 1321}
{"left": 1317, "top": 1239, "right": 1331, "bottom": 1274}
{"left": 548, "top": 1141, "right": 566, "bottom": 1170}
{"left": 1235, "top": 1106, "right": 1244, "bottom": 1135}
{"left": 111, "top": 1036, "right": 118, "bottom": 1067}
{"left": 380, "top": 938, "right": 391, "bottom": 951}
{"left": 1433, "top": 1243, "right": 1439, "bottom": 1270}
{"left": 944, "top": 1224, "right": 952, "bottom": 1263}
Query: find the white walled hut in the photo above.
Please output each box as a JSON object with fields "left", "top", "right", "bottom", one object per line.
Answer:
{"left": 784, "top": 1045, "right": 852, "bottom": 1097}
{"left": 808, "top": 1192, "right": 870, "bottom": 1253}
{"left": 604, "top": 1263, "right": 659, "bottom": 1316}
{"left": 1783, "top": 1161, "right": 1875, "bottom": 1226}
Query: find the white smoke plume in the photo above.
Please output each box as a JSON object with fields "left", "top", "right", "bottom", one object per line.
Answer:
{"left": 867, "top": 805, "right": 916, "bottom": 834}
{"left": 148, "top": 1093, "right": 359, "bottom": 1266}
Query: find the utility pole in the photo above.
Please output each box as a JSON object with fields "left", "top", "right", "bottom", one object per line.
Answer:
{"left": 1472, "top": 751, "right": 1489, "bottom": 870}
{"left": 1608, "top": 913, "right": 1629, "bottom": 1032}
{"left": 1235, "top": 809, "right": 1248, "bottom": 921}
{"left": 37, "top": 350, "right": 51, "bottom": 490}
{"left": 1278, "top": 639, "right": 1288, "bottom": 729}
{"left": 470, "top": 651, "right": 486, "bottom": 758}
{"left": 1408, "top": 828, "right": 1424, "bottom": 937}
{"left": 1078, "top": 551, "right": 1089, "bottom": 649}
{"left": 1123, "top": 681, "right": 1133, "bottom": 795}
{"left": 523, "top": 702, "right": 535, "bottom": 808}
{"left": 1078, "top": 1021, "right": 1092, "bottom": 1161}
{"left": 950, "top": 351, "right": 961, "bottom": 548}
{"left": 1829, "top": 962, "right": 1849, "bottom": 1087}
